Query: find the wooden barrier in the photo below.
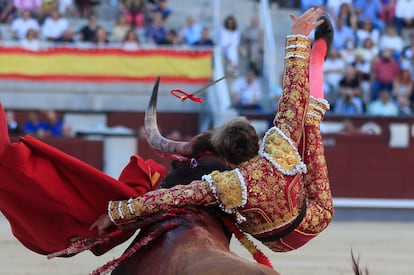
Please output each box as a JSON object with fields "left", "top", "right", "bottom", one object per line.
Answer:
{"left": 8, "top": 114, "right": 414, "bottom": 199}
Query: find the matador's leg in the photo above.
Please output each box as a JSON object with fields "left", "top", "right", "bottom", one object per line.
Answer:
{"left": 260, "top": 14, "right": 335, "bottom": 249}
{"left": 297, "top": 37, "right": 334, "bottom": 236}
{"left": 273, "top": 35, "right": 311, "bottom": 147}
{"left": 259, "top": 37, "right": 334, "bottom": 252}
{"left": 299, "top": 95, "right": 334, "bottom": 233}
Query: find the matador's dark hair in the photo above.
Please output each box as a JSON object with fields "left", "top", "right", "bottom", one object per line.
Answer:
{"left": 210, "top": 117, "right": 259, "bottom": 165}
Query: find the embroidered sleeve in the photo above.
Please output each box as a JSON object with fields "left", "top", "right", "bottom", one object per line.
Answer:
{"left": 285, "top": 35, "right": 311, "bottom": 60}
{"left": 108, "top": 180, "right": 216, "bottom": 225}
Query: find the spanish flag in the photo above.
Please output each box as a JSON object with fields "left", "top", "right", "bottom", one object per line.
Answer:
{"left": 0, "top": 47, "right": 213, "bottom": 84}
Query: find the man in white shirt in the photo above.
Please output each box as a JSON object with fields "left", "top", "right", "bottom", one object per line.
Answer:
{"left": 181, "top": 16, "right": 203, "bottom": 45}
{"left": 378, "top": 25, "right": 404, "bottom": 56}
{"left": 367, "top": 89, "right": 399, "bottom": 116}
{"left": 395, "top": 0, "right": 414, "bottom": 35}
{"left": 323, "top": 48, "right": 346, "bottom": 103}
{"left": 41, "top": 10, "right": 68, "bottom": 41}
{"left": 10, "top": 9, "right": 39, "bottom": 39}
{"left": 231, "top": 69, "right": 262, "bottom": 110}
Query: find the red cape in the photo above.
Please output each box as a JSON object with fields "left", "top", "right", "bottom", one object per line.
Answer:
{"left": 0, "top": 103, "right": 165, "bottom": 256}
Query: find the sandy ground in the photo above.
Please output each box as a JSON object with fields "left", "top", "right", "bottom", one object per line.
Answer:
{"left": 0, "top": 215, "right": 413, "bottom": 275}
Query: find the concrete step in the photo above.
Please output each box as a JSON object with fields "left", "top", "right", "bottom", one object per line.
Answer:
{"left": 0, "top": 80, "right": 201, "bottom": 112}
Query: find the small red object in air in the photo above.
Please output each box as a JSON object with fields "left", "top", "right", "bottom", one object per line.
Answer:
{"left": 170, "top": 89, "right": 204, "bottom": 103}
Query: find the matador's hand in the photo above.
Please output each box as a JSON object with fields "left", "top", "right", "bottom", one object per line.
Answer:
{"left": 90, "top": 214, "right": 112, "bottom": 235}
{"left": 290, "top": 7, "right": 324, "bottom": 36}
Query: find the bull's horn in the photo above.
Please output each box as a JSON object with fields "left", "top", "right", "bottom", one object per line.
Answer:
{"left": 144, "top": 76, "right": 193, "bottom": 157}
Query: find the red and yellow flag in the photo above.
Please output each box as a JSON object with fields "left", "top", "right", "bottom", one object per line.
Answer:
{"left": 0, "top": 47, "right": 213, "bottom": 84}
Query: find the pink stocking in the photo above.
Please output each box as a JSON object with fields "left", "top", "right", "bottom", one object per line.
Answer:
{"left": 309, "top": 39, "right": 327, "bottom": 99}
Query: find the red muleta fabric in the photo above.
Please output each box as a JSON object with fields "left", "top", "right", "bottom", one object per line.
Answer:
{"left": 0, "top": 102, "right": 165, "bottom": 256}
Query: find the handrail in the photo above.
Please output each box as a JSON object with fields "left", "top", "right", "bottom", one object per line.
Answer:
{"left": 260, "top": 0, "right": 277, "bottom": 93}
{"left": 201, "top": 0, "right": 238, "bottom": 129}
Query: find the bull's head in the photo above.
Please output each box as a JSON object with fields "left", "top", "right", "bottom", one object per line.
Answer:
{"left": 144, "top": 77, "right": 193, "bottom": 161}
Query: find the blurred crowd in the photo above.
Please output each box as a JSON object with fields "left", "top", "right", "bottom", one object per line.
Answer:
{"left": 0, "top": 0, "right": 217, "bottom": 50}
{"left": 6, "top": 109, "right": 72, "bottom": 137}
{"left": 301, "top": 0, "right": 414, "bottom": 116}
{"left": 232, "top": 0, "right": 414, "bottom": 117}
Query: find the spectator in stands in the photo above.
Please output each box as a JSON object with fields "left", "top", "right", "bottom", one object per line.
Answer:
{"left": 10, "top": 9, "right": 40, "bottom": 40}
{"left": 6, "top": 110, "right": 21, "bottom": 135}
{"left": 323, "top": 48, "right": 347, "bottom": 104}
{"left": 333, "top": 17, "right": 355, "bottom": 50}
{"left": 55, "top": 27, "right": 75, "bottom": 44}
{"left": 371, "top": 48, "right": 400, "bottom": 100}
{"left": 122, "top": 28, "right": 140, "bottom": 50}
{"left": 230, "top": 68, "right": 262, "bottom": 111}
{"left": 325, "top": 0, "right": 353, "bottom": 18}
{"left": 397, "top": 96, "right": 413, "bottom": 116}
{"left": 401, "top": 32, "right": 414, "bottom": 60}
{"left": 121, "top": 0, "right": 147, "bottom": 29}
{"left": 354, "top": 0, "right": 385, "bottom": 32}
{"left": 13, "top": 0, "right": 42, "bottom": 18}
{"left": 378, "top": 25, "right": 404, "bottom": 58}
{"left": 300, "top": 0, "right": 324, "bottom": 12}
{"left": 145, "top": 11, "right": 167, "bottom": 45}
{"left": 334, "top": 66, "right": 364, "bottom": 114}
{"left": 395, "top": 0, "right": 414, "bottom": 35}
{"left": 352, "top": 52, "right": 372, "bottom": 106}
{"left": 355, "top": 18, "right": 380, "bottom": 48}
{"left": 93, "top": 26, "right": 109, "bottom": 48}
{"left": 112, "top": 13, "right": 131, "bottom": 42}
{"left": 193, "top": 27, "right": 214, "bottom": 46}
{"left": 333, "top": 89, "right": 364, "bottom": 115}
{"left": 180, "top": 16, "right": 203, "bottom": 46}
{"left": 23, "top": 111, "right": 48, "bottom": 138}
{"left": 340, "top": 37, "right": 357, "bottom": 65}
{"left": 392, "top": 61, "right": 413, "bottom": 105}
{"left": 355, "top": 37, "right": 379, "bottom": 64}
{"left": 148, "top": 0, "right": 171, "bottom": 21}
{"left": 340, "top": 65, "right": 362, "bottom": 97}
{"left": 78, "top": 13, "right": 100, "bottom": 42}
{"left": 240, "top": 15, "right": 264, "bottom": 75}
{"left": 353, "top": 52, "right": 372, "bottom": 104}
{"left": 220, "top": 15, "right": 240, "bottom": 73}
{"left": 42, "top": 109, "right": 71, "bottom": 137}
{"left": 337, "top": 2, "right": 358, "bottom": 30}
{"left": 379, "top": 0, "right": 396, "bottom": 24}
{"left": 58, "top": 0, "right": 76, "bottom": 17}
{"left": 158, "top": 28, "right": 179, "bottom": 45}
{"left": 367, "top": 88, "right": 399, "bottom": 116}
{"left": 39, "top": 0, "right": 58, "bottom": 22}
{"left": 20, "top": 27, "right": 41, "bottom": 50}
{"left": 0, "top": 0, "right": 16, "bottom": 24}
{"left": 41, "top": 10, "right": 69, "bottom": 41}
{"left": 75, "top": 0, "right": 99, "bottom": 18}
